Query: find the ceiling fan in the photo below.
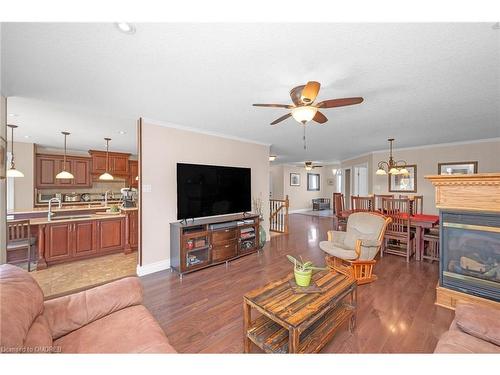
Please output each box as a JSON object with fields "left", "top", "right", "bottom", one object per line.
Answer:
{"left": 304, "top": 161, "right": 323, "bottom": 171}
{"left": 253, "top": 81, "right": 364, "bottom": 125}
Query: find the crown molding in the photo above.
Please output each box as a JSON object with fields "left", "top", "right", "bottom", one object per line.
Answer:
{"left": 141, "top": 117, "right": 271, "bottom": 147}
{"left": 342, "top": 137, "right": 500, "bottom": 163}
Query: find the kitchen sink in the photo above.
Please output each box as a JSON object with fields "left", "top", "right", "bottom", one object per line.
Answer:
{"left": 49, "top": 214, "right": 93, "bottom": 221}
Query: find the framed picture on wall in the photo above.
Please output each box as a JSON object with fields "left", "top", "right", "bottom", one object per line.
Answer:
{"left": 307, "top": 173, "right": 320, "bottom": 191}
{"left": 438, "top": 161, "right": 478, "bottom": 175}
{"left": 327, "top": 178, "right": 335, "bottom": 186}
{"left": 389, "top": 165, "right": 417, "bottom": 193}
{"left": 290, "top": 173, "right": 300, "bottom": 186}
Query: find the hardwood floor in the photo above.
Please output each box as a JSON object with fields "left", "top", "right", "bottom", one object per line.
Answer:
{"left": 141, "top": 214, "right": 454, "bottom": 353}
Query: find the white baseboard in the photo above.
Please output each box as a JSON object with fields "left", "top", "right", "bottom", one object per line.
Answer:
{"left": 289, "top": 208, "right": 311, "bottom": 214}
{"left": 136, "top": 259, "right": 171, "bottom": 276}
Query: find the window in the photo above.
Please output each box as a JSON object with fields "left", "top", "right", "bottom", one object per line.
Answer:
{"left": 307, "top": 173, "right": 320, "bottom": 191}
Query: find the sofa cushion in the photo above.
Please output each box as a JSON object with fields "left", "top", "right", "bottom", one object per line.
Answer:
{"left": 455, "top": 301, "right": 500, "bottom": 346}
{"left": 23, "top": 315, "right": 54, "bottom": 352}
{"left": 0, "top": 264, "right": 45, "bottom": 351}
{"left": 53, "top": 305, "right": 176, "bottom": 353}
{"left": 434, "top": 330, "right": 500, "bottom": 353}
{"left": 319, "top": 241, "right": 357, "bottom": 260}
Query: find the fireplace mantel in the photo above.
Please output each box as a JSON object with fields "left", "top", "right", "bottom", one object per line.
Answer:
{"left": 425, "top": 173, "right": 500, "bottom": 213}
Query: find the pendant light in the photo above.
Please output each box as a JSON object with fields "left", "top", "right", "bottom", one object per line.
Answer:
{"left": 6, "top": 124, "right": 24, "bottom": 178}
{"left": 56, "top": 131, "right": 74, "bottom": 179}
{"left": 99, "top": 137, "right": 114, "bottom": 180}
{"left": 375, "top": 138, "right": 409, "bottom": 176}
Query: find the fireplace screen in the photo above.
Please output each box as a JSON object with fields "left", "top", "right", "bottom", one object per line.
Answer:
{"left": 441, "top": 211, "right": 500, "bottom": 302}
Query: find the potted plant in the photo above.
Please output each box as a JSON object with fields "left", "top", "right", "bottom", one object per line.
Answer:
{"left": 287, "top": 255, "right": 327, "bottom": 287}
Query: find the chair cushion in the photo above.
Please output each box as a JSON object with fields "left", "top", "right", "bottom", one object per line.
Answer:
{"left": 53, "top": 305, "right": 176, "bottom": 353}
{"left": 344, "top": 213, "right": 386, "bottom": 249}
{"left": 434, "top": 330, "right": 500, "bottom": 353}
{"left": 455, "top": 301, "right": 500, "bottom": 346}
{"left": 319, "top": 241, "right": 357, "bottom": 260}
{"left": 0, "top": 264, "right": 45, "bottom": 351}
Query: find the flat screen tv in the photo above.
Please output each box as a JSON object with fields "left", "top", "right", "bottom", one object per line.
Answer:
{"left": 177, "top": 163, "right": 251, "bottom": 220}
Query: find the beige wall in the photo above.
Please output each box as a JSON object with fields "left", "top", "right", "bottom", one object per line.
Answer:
{"left": 1, "top": 96, "right": 6, "bottom": 262}
{"left": 282, "top": 165, "right": 332, "bottom": 211}
{"left": 140, "top": 121, "right": 270, "bottom": 271}
{"left": 269, "top": 164, "right": 284, "bottom": 199}
{"left": 8, "top": 141, "right": 34, "bottom": 211}
{"left": 371, "top": 139, "right": 500, "bottom": 214}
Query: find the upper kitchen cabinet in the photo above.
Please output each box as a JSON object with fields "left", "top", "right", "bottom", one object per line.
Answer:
{"left": 36, "top": 154, "right": 92, "bottom": 188}
{"left": 88, "top": 150, "right": 130, "bottom": 176}
{"left": 128, "top": 160, "right": 138, "bottom": 188}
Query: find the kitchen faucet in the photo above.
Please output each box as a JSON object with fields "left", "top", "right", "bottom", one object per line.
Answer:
{"left": 47, "top": 197, "right": 62, "bottom": 221}
{"left": 104, "top": 190, "right": 111, "bottom": 207}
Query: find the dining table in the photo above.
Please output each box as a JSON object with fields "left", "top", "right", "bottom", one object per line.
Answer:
{"left": 338, "top": 210, "right": 439, "bottom": 261}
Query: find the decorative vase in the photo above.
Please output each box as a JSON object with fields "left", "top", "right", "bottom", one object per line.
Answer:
{"left": 294, "top": 268, "right": 313, "bottom": 287}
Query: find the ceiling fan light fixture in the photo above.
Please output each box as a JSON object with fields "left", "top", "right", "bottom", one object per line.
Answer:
{"left": 291, "top": 106, "right": 318, "bottom": 124}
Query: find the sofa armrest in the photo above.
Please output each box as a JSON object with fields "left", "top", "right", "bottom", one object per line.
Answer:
{"left": 327, "top": 230, "right": 346, "bottom": 244}
{"left": 455, "top": 301, "right": 500, "bottom": 346}
{"left": 43, "top": 276, "right": 143, "bottom": 340}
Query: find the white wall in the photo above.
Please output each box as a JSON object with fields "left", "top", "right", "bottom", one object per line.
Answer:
{"left": 8, "top": 141, "right": 34, "bottom": 211}
{"left": 269, "top": 164, "right": 284, "bottom": 199}
{"left": 140, "top": 120, "right": 270, "bottom": 274}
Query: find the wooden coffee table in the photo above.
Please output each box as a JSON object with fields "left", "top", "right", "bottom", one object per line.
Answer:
{"left": 243, "top": 270, "right": 357, "bottom": 353}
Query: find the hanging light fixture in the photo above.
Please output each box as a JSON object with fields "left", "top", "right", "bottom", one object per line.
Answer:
{"left": 99, "top": 138, "right": 114, "bottom": 180}
{"left": 376, "top": 138, "right": 409, "bottom": 176}
{"left": 6, "top": 124, "right": 24, "bottom": 178}
{"left": 269, "top": 155, "right": 277, "bottom": 161}
{"left": 55, "top": 131, "right": 75, "bottom": 179}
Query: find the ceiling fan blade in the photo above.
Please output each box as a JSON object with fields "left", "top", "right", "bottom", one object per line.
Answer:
{"left": 316, "top": 97, "right": 364, "bottom": 109}
{"left": 270, "top": 113, "right": 292, "bottom": 125}
{"left": 313, "top": 166, "right": 323, "bottom": 168}
{"left": 312, "top": 111, "right": 328, "bottom": 124}
{"left": 253, "top": 103, "right": 293, "bottom": 109}
{"left": 289, "top": 85, "right": 305, "bottom": 106}
{"left": 301, "top": 81, "right": 321, "bottom": 104}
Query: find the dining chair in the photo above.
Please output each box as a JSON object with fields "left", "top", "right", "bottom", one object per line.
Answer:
{"left": 374, "top": 194, "right": 394, "bottom": 211}
{"left": 422, "top": 226, "right": 439, "bottom": 262}
{"left": 333, "top": 193, "right": 347, "bottom": 231}
{"left": 351, "top": 196, "right": 375, "bottom": 212}
{"left": 7, "top": 219, "right": 35, "bottom": 271}
{"left": 381, "top": 198, "right": 415, "bottom": 262}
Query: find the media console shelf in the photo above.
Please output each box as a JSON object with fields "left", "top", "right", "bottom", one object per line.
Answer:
{"left": 170, "top": 213, "right": 260, "bottom": 277}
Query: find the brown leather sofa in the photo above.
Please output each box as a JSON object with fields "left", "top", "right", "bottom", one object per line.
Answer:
{"left": 0, "top": 264, "right": 176, "bottom": 353}
{"left": 434, "top": 301, "right": 500, "bottom": 353}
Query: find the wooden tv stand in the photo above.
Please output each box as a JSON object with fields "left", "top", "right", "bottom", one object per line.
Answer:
{"left": 170, "top": 213, "right": 260, "bottom": 277}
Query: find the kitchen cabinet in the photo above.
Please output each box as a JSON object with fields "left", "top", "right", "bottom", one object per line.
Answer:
{"left": 97, "top": 217, "right": 125, "bottom": 252}
{"left": 88, "top": 150, "right": 130, "bottom": 176}
{"left": 129, "top": 160, "right": 138, "bottom": 188}
{"left": 45, "top": 222, "right": 73, "bottom": 262}
{"left": 122, "top": 209, "right": 138, "bottom": 251}
{"left": 38, "top": 217, "right": 126, "bottom": 268}
{"left": 36, "top": 154, "right": 91, "bottom": 188}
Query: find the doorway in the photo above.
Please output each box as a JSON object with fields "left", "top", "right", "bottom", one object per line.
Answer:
{"left": 353, "top": 163, "right": 369, "bottom": 196}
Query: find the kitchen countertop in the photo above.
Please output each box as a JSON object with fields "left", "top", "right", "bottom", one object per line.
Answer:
{"left": 34, "top": 200, "right": 122, "bottom": 208}
{"left": 30, "top": 213, "right": 126, "bottom": 225}
{"left": 10, "top": 205, "right": 113, "bottom": 215}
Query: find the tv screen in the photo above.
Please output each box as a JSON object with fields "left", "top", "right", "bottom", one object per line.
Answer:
{"left": 177, "top": 163, "right": 251, "bottom": 220}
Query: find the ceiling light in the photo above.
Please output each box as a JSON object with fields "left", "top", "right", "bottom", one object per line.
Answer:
{"left": 24, "top": 135, "right": 31, "bottom": 139}
{"left": 119, "top": 130, "right": 127, "bottom": 135}
{"left": 376, "top": 138, "right": 408, "bottom": 175}
{"left": 291, "top": 106, "right": 318, "bottom": 124}
{"left": 269, "top": 155, "right": 277, "bottom": 161}
{"left": 8, "top": 113, "right": 18, "bottom": 117}
{"left": 99, "top": 137, "right": 114, "bottom": 181}
{"left": 115, "top": 22, "right": 136, "bottom": 34}
{"left": 56, "top": 131, "right": 74, "bottom": 179}
{"left": 492, "top": 22, "right": 500, "bottom": 30}
{"left": 6, "top": 125, "right": 24, "bottom": 178}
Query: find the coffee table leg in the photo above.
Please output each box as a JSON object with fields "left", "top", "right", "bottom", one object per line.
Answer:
{"left": 243, "top": 300, "right": 251, "bottom": 353}
{"left": 349, "top": 286, "right": 357, "bottom": 333}
{"left": 289, "top": 328, "right": 299, "bottom": 353}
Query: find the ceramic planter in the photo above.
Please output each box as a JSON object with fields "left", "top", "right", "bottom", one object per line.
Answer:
{"left": 294, "top": 268, "right": 313, "bottom": 287}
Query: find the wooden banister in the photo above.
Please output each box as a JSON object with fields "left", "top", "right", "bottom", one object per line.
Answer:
{"left": 269, "top": 195, "right": 289, "bottom": 234}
